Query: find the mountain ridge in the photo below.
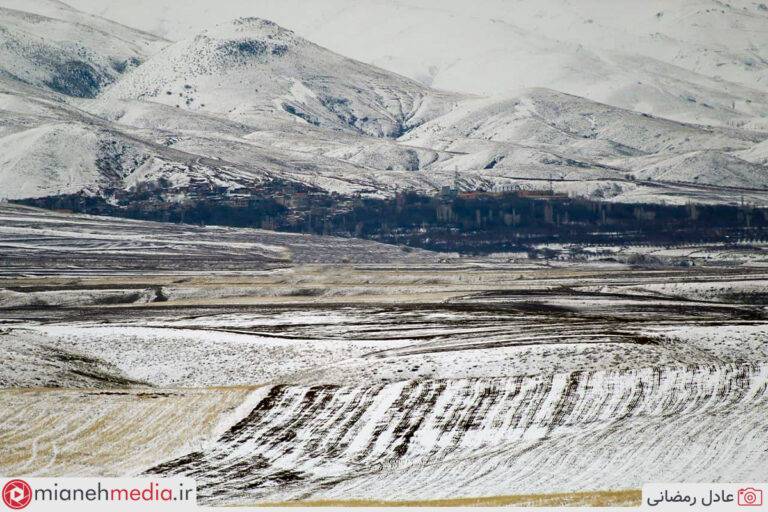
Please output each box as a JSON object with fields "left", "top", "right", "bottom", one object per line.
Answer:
{"left": 1, "top": 2, "right": 767, "bottom": 208}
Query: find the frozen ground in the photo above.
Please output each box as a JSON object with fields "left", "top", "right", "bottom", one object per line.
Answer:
{"left": 1, "top": 209, "right": 767, "bottom": 505}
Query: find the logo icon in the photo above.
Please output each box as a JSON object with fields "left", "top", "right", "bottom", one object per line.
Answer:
{"left": 2, "top": 480, "right": 32, "bottom": 509}
{"left": 737, "top": 487, "right": 763, "bottom": 507}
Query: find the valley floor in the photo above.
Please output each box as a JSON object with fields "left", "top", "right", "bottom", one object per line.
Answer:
{"left": 2, "top": 257, "right": 768, "bottom": 506}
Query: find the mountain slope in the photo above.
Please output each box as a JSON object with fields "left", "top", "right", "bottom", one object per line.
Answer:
{"left": 0, "top": 120, "right": 270, "bottom": 200}
{"left": 401, "top": 88, "right": 768, "bottom": 190}
{"left": 100, "top": 18, "right": 461, "bottom": 138}
{"left": 0, "top": 0, "right": 167, "bottom": 97}
{"left": 615, "top": 150, "right": 768, "bottom": 189}
{"left": 402, "top": 89, "right": 762, "bottom": 153}
{"left": 0, "top": 75, "right": 393, "bottom": 200}
{"left": 0, "top": 76, "right": 271, "bottom": 200}
{"left": 0, "top": 0, "right": 164, "bottom": 46}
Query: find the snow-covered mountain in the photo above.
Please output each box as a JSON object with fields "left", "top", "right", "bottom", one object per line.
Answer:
{"left": 1, "top": 0, "right": 768, "bottom": 207}
{"left": 65, "top": 0, "right": 768, "bottom": 128}
{"left": 403, "top": 89, "right": 761, "bottom": 154}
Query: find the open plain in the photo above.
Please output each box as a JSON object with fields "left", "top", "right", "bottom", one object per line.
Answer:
{"left": 1, "top": 206, "right": 767, "bottom": 506}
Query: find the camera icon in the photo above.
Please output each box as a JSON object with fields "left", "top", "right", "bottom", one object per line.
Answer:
{"left": 738, "top": 487, "right": 763, "bottom": 507}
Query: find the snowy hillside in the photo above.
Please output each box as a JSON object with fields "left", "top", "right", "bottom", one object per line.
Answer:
{"left": 403, "top": 89, "right": 761, "bottom": 154}
{"left": 403, "top": 89, "right": 768, "bottom": 190}
{"left": 0, "top": 0, "right": 167, "bottom": 97}
{"left": 100, "top": 18, "right": 460, "bottom": 137}
{"left": 0, "top": 80, "right": 271, "bottom": 200}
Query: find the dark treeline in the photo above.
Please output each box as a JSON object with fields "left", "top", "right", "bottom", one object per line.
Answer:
{"left": 18, "top": 189, "right": 768, "bottom": 253}
{"left": 356, "top": 192, "right": 768, "bottom": 252}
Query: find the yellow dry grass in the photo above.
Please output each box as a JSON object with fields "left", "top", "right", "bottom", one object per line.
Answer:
{"left": 255, "top": 489, "right": 641, "bottom": 507}
{"left": 0, "top": 264, "right": 617, "bottom": 303}
{"left": 0, "top": 387, "right": 252, "bottom": 476}
{"left": 1, "top": 264, "right": 714, "bottom": 313}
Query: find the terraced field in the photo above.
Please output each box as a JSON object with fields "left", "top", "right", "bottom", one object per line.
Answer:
{"left": 146, "top": 364, "right": 767, "bottom": 504}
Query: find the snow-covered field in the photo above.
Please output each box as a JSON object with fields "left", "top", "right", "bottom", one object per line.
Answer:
{"left": 2, "top": 208, "right": 768, "bottom": 505}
